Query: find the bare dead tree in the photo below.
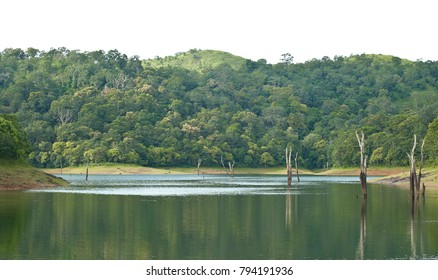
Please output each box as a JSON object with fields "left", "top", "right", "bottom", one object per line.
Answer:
{"left": 55, "top": 108, "right": 74, "bottom": 125}
{"left": 286, "top": 146, "right": 292, "bottom": 187}
{"left": 220, "top": 155, "right": 226, "bottom": 173}
{"left": 220, "top": 155, "right": 235, "bottom": 177}
{"left": 228, "top": 161, "right": 235, "bottom": 177}
{"left": 356, "top": 131, "right": 367, "bottom": 197}
{"left": 197, "top": 158, "right": 202, "bottom": 176}
{"left": 407, "top": 135, "right": 417, "bottom": 195}
{"left": 294, "top": 152, "right": 300, "bottom": 183}
{"left": 112, "top": 73, "right": 129, "bottom": 90}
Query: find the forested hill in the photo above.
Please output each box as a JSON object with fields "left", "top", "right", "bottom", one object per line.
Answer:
{"left": 1, "top": 47, "right": 438, "bottom": 169}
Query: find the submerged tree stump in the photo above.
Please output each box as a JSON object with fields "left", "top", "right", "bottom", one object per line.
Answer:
{"left": 85, "top": 158, "right": 89, "bottom": 181}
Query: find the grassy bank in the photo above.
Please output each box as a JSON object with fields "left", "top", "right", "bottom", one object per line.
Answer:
{"left": 43, "top": 164, "right": 191, "bottom": 175}
{"left": 0, "top": 160, "right": 68, "bottom": 190}
{"left": 43, "top": 164, "right": 402, "bottom": 176}
{"left": 43, "top": 164, "right": 313, "bottom": 176}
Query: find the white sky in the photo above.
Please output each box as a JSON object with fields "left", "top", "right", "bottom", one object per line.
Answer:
{"left": 1, "top": 0, "right": 437, "bottom": 63}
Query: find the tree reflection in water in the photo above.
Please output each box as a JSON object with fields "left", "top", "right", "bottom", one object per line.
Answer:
{"left": 355, "top": 197, "right": 367, "bottom": 260}
{"left": 410, "top": 194, "right": 425, "bottom": 259}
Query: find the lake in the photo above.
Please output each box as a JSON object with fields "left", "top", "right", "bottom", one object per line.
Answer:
{"left": 0, "top": 174, "right": 437, "bottom": 260}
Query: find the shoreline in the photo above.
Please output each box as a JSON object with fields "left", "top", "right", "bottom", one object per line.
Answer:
{"left": 41, "top": 164, "right": 407, "bottom": 176}
{"left": 3, "top": 163, "right": 438, "bottom": 190}
{"left": 43, "top": 165, "right": 288, "bottom": 176}
{"left": 371, "top": 169, "right": 438, "bottom": 189}
{"left": 44, "top": 164, "right": 438, "bottom": 189}
{"left": 42, "top": 165, "right": 406, "bottom": 176}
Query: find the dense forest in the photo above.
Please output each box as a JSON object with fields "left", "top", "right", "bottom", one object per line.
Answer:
{"left": 1, "top": 47, "right": 438, "bottom": 169}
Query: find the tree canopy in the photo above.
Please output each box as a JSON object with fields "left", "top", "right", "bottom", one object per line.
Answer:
{"left": 1, "top": 48, "right": 438, "bottom": 168}
{"left": 0, "top": 114, "right": 29, "bottom": 160}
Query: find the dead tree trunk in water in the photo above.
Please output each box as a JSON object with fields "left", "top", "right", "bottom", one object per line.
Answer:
{"left": 228, "top": 161, "right": 235, "bottom": 177}
{"left": 356, "top": 131, "right": 367, "bottom": 198}
{"left": 407, "top": 135, "right": 417, "bottom": 195}
{"left": 85, "top": 157, "right": 89, "bottom": 181}
{"left": 197, "top": 158, "right": 202, "bottom": 176}
{"left": 286, "top": 147, "right": 292, "bottom": 187}
{"left": 294, "top": 152, "right": 300, "bottom": 183}
{"left": 221, "top": 156, "right": 235, "bottom": 177}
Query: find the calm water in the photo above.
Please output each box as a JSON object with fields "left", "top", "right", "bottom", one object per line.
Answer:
{"left": 1, "top": 174, "right": 437, "bottom": 260}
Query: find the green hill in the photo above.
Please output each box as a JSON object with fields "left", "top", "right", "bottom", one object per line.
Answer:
{"left": 142, "top": 49, "right": 247, "bottom": 72}
{"left": 1, "top": 47, "right": 438, "bottom": 171}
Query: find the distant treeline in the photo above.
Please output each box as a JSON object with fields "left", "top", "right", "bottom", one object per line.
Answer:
{"left": 1, "top": 48, "right": 438, "bottom": 168}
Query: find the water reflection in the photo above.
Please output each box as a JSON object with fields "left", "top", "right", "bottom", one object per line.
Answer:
{"left": 410, "top": 194, "right": 425, "bottom": 259}
{"left": 1, "top": 175, "right": 438, "bottom": 259}
{"left": 355, "top": 198, "right": 367, "bottom": 260}
{"left": 285, "top": 185, "right": 298, "bottom": 230}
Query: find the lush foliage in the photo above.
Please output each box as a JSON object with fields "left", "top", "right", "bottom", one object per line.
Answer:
{"left": 0, "top": 114, "right": 29, "bottom": 160}
{"left": 1, "top": 48, "right": 438, "bottom": 168}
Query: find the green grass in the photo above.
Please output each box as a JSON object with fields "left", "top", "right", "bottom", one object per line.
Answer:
{"left": 43, "top": 163, "right": 415, "bottom": 176}
{"left": 43, "top": 163, "right": 180, "bottom": 175}
{"left": 42, "top": 163, "right": 340, "bottom": 176}
{"left": 0, "top": 160, "right": 67, "bottom": 190}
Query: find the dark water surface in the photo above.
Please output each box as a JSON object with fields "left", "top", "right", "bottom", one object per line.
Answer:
{"left": 1, "top": 174, "right": 437, "bottom": 259}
